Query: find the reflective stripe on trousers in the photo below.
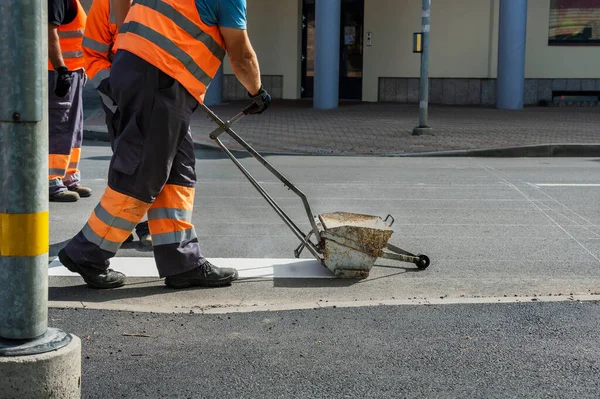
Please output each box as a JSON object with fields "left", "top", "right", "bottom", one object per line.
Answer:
{"left": 80, "top": 186, "right": 151, "bottom": 253}
{"left": 147, "top": 184, "right": 196, "bottom": 246}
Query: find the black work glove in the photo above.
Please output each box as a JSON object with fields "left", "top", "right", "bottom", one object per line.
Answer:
{"left": 246, "top": 85, "right": 271, "bottom": 115}
{"left": 54, "top": 66, "right": 72, "bottom": 98}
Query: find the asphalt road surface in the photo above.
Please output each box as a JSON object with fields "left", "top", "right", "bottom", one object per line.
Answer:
{"left": 46, "top": 141, "right": 600, "bottom": 398}
{"left": 50, "top": 301, "right": 600, "bottom": 399}
{"left": 49, "top": 142, "right": 600, "bottom": 312}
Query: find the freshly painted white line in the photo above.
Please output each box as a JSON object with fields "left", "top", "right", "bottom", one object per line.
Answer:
{"left": 49, "top": 257, "right": 335, "bottom": 279}
{"left": 533, "top": 184, "right": 600, "bottom": 187}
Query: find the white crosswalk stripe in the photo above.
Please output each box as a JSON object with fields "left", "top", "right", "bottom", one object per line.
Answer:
{"left": 49, "top": 257, "right": 335, "bottom": 279}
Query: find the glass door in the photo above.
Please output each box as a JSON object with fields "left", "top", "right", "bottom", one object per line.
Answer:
{"left": 301, "top": 0, "right": 364, "bottom": 100}
{"left": 339, "top": 0, "right": 364, "bottom": 100}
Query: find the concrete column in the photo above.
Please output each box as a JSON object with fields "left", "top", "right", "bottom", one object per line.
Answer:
{"left": 496, "top": 0, "right": 528, "bottom": 110}
{"left": 314, "top": 0, "right": 341, "bottom": 109}
{"left": 204, "top": 65, "right": 223, "bottom": 106}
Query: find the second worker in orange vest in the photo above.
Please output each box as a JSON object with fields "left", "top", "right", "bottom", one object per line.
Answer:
{"left": 48, "top": 0, "right": 93, "bottom": 202}
{"left": 82, "top": 0, "right": 152, "bottom": 248}
{"left": 59, "top": 0, "right": 271, "bottom": 289}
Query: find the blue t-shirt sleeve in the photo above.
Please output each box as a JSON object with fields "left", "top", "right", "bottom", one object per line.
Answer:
{"left": 195, "top": 0, "right": 247, "bottom": 30}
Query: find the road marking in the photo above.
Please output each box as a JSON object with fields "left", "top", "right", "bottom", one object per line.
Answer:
{"left": 533, "top": 184, "right": 600, "bottom": 187}
{"left": 482, "top": 166, "right": 600, "bottom": 263}
{"left": 523, "top": 181, "right": 600, "bottom": 234}
{"left": 49, "top": 257, "right": 335, "bottom": 279}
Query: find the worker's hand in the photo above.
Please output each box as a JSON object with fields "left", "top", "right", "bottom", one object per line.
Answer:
{"left": 54, "top": 66, "right": 72, "bottom": 98}
{"left": 246, "top": 86, "right": 271, "bottom": 115}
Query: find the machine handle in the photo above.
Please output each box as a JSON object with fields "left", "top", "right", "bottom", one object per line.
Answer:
{"left": 203, "top": 102, "right": 256, "bottom": 140}
{"left": 198, "top": 102, "right": 325, "bottom": 258}
{"left": 242, "top": 102, "right": 258, "bottom": 115}
{"left": 384, "top": 214, "right": 395, "bottom": 227}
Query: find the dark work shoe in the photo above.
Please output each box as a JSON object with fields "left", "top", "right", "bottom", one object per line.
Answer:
{"left": 165, "top": 262, "right": 238, "bottom": 289}
{"left": 58, "top": 248, "right": 126, "bottom": 289}
{"left": 50, "top": 191, "right": 80, "bottom": 202}
{"left": 69, "top": 185, "right": 92, "bottom": 198}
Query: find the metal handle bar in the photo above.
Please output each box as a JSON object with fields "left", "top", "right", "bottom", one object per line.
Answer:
{"left": 199, "top": 103, "right": 324, "bottom": 260}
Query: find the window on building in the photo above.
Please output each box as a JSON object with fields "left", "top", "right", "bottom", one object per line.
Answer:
{"left": 548, "top": 0, "right": 600, "bottom": 45}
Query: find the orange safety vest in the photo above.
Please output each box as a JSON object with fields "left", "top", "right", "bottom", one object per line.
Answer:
{"left": 48, "top": 0, "right": 87, "bottom": 71}
{"left": 114, "top": 0, "right": 227, "bottom": 102}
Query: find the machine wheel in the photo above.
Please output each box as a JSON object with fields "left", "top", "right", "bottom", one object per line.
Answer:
{"left": 416, "top": 254, "right": 430, "bottom": 270}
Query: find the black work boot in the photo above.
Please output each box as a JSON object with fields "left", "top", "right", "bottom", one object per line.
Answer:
{"left": 58, "top": 248, "right": 126, "bottom": 289}
{"left": 68, "top": 185, "right": 92, "bottom": 198}
{"left": 50, "top": 190, "right": 80, "bottom": 202}
{"left": 165, "top": 262, "right": 238, "bottom": 289}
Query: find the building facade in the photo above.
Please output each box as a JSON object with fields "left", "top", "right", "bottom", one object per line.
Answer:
{"left": 79, "top": 0, "right": 600, "bottom": 107}
{"left": 218, "top": 0, "right": 600, "bottom": 108}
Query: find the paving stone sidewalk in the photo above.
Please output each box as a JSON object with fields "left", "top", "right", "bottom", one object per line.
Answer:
{"left": 83, "top": 95, "right": 600, "bottom": 156}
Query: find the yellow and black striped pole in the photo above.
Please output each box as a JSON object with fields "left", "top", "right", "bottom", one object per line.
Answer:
{"left": 0, "top": 0, "right": 49, "bottom": 340}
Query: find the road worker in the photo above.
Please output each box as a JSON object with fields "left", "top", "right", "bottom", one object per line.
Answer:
{"left": 81, "top": 0, "right": 152, "bottom": 247}
{"left": 59, "top": 0, "right": 271, "bottom": 289}
{"left": 48, "top": 0, "right": 93, "bottom": 202}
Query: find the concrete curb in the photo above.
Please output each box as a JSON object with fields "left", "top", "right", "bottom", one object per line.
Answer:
{"left": 398, "top": 143, "right": 600, "bottom": 158}
{"left": 83, "top": 129, "right": 600, "bottom": 158}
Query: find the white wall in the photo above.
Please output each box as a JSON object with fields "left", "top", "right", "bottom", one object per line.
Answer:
{"left": 361, "top": 0, "right": 600, "bottom": 101}
{"left": 91, "top": 0, "right": 600, "bottom": 102}
{"left": 223, "top": 0, "right": 302, "bottom": 99}
{"left": 362, "top": 0, "right": 499, "bottom": 102}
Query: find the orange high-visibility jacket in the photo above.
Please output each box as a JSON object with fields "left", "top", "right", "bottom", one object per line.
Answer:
{"left": 114, "top": 0, "right": 227, "bottom": 102}
{"left": 48, "top": 0, "right": 87, "bottom": 71}
{"left": 82, "top": 0, "right": 118, "bottom": 88}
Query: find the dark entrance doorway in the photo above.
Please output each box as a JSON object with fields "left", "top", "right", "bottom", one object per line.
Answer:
{"left": 301, "top": 0, "right": 365, "bottom": 100}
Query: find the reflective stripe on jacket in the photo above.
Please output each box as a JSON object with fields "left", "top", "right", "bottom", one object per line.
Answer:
{"left": 48, "top": 0, "right": 87, "bottom": 71}
{"left": 114, "top": 0, "right": 227, "bottom": 102}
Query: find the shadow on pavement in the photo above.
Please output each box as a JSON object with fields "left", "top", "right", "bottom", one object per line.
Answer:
{"left": 49, "top": 277, "right": 345, "bottom": 304}
{"left": 49, "top": 269, "right": 419, "bottom": 304}
{"left": 49, "top": 281, "right": 167, "bottom": 304}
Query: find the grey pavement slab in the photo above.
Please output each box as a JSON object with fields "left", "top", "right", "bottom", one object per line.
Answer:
{"left": 49, "top": 143, "right": 600, "bottom": 312}
{"left": 49, "top": 302, "right": 600, "bottom": 398}
{"left": 82, "top": 84, "right": 600, "bottom": 156}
